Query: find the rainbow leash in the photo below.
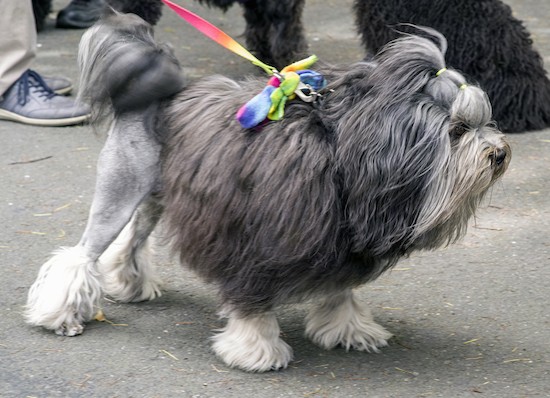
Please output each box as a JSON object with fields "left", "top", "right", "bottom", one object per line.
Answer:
{"left": 161, "top": 0, "right": 326, "bottom": 128}
{"left": 162, "top": 0, "right": 276, "bottom": 75}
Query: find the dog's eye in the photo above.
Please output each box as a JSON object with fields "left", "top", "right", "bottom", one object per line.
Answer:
{"left": 490, "top": 148, "right": 507, "bottom": 167}
{"left": 450, "top": 122, "right": 469, "bottom": 139}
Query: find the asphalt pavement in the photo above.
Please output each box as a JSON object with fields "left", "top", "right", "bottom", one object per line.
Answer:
{"left": 1, "top": 0, "right": 549, "bottom": 397}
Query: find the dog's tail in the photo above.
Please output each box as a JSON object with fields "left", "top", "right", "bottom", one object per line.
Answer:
{"left": 77, "top": 9, "right": 185, "bottom": 120}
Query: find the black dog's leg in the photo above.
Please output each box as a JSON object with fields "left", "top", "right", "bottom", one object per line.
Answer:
{"left": 32, "top": 0, "right": 52, "bottom": 32}
{"left": 266, "top": 0, "right": 307, "bottom": 66}
{"left": 241, "top": 0, "right": 307, "bottom": 68}
{"left": 241, "top": 0, "right": 274, "bottom": 65}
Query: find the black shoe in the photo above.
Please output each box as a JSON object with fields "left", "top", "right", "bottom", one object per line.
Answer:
{"left": 56, "top": 0, "right": 104, "bottom": 29}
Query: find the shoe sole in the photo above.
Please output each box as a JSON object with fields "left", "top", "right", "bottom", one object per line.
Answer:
{"left": 54, "top": 85, "right": 73, "bottom": 96}
{"left": 56, "top": 20, "right": 97, "bottom": 29}
{"left": 0, "top": 109, "right": 90, "bottom": 127}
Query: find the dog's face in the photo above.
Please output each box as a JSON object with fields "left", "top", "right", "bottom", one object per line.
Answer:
{"left": 328, "top": 44, "right": 512, "bottom": 256}
{"left": 410, "top": 121, "right": 510, "bottom": 252}
{"left": 450, "top": 123, "right": 510, "bottom": 192}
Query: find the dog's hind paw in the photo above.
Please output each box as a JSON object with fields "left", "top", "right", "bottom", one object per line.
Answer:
{"left": 211, "top": 313, "right": 293, "bottom": 372}
{"left": 129, "top": 279, "right": 163, "bottom": 302}
{"left": 99, "top": 226, "right": 163, "bottom": 303}
{"left": 55, "top": 322, "right": 85, "bottom": 337}
{"left": 102, "top": 274, "right": 163, "bottom": 303}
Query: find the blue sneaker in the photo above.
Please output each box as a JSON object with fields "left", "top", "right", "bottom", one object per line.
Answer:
{"left": 42, "top": 75, "right": 73, "bottom": 95}
{"left": 0, "top": 70, "right": 90, "bottom": 126}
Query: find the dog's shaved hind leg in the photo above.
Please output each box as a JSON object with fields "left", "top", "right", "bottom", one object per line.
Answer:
{"left": 26, "top": 110, "right": 162, "bottom": 336}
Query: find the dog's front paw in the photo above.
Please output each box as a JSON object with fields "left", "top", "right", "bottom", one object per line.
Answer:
{"left": 212, "top": 333, "right": 293, "bottom": 372}
{"left": 306, "top": 316, "right": 392, "bottom": 352}
{"left": 211, "top": 314, "right": 293, "bottom": 372}
{"left": 305, "top": 290, "right": 392, "bottom": 352}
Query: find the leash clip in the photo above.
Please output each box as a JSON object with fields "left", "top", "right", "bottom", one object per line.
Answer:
{"left": 294, "top": 82, "right": 320, "bottom": 103}
{"left": 272, "top": 70, "right": 284, "bottom": 81}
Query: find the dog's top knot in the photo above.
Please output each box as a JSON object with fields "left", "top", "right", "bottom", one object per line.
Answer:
{"left": 436, "top": 67, "right": 468, "bottom": 90}
{"left": 236, "top": 56, "right": 327, "bottom": 129}
{"left": 430, "top": 66, "right": 491, "bottom": 128}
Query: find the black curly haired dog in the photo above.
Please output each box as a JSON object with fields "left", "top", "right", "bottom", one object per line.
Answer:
{"left": 354, "top": 0, "right": 550, "bottom": 133}
{"left": 195, "top": 0, "right": 307, "bottom": 67}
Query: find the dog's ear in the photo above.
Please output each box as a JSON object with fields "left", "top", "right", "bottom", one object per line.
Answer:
{"left": 336, "top": 99, "right": 451, "bottom": 257}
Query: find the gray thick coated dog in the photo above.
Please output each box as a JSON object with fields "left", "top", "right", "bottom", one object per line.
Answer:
{"left": 25, "top": 12, "right": 510, "bottom": 372}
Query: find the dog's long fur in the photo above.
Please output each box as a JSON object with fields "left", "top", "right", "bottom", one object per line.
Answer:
{"left": 26, "top": 12, "right": 510, "bottom": 372}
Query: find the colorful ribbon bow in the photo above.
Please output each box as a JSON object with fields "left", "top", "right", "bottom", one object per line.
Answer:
{"left": 236, "top": 56, "right": 327, "bottom": 129}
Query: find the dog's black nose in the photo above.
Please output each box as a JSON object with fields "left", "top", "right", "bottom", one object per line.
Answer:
{"left": 492, "top": 148, "right": 507, "bottom": 166}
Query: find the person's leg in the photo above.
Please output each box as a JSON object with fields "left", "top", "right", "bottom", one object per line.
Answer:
{"left": 4, "top": 0, "right": 73, "bottom": 95}
{"left": 0, "top": 0, "right": 90, "bottom": 126}
{"left": 0, "top": 70, "right": 90, "bottom": 126}
{"left": 0, "top": 0, "right": 36, "bottom": 96}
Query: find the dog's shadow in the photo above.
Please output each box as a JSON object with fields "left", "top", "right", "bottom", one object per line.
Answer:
{"left": 83, "top": 286, "right": 532, "bottom": 386}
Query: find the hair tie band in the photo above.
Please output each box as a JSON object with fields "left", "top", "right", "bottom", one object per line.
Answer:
{"left": 459, "top": 84, "right": 468, "bottom": 90}
{"left": 436, "top": 68, "right": 447, "bottom": 76}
